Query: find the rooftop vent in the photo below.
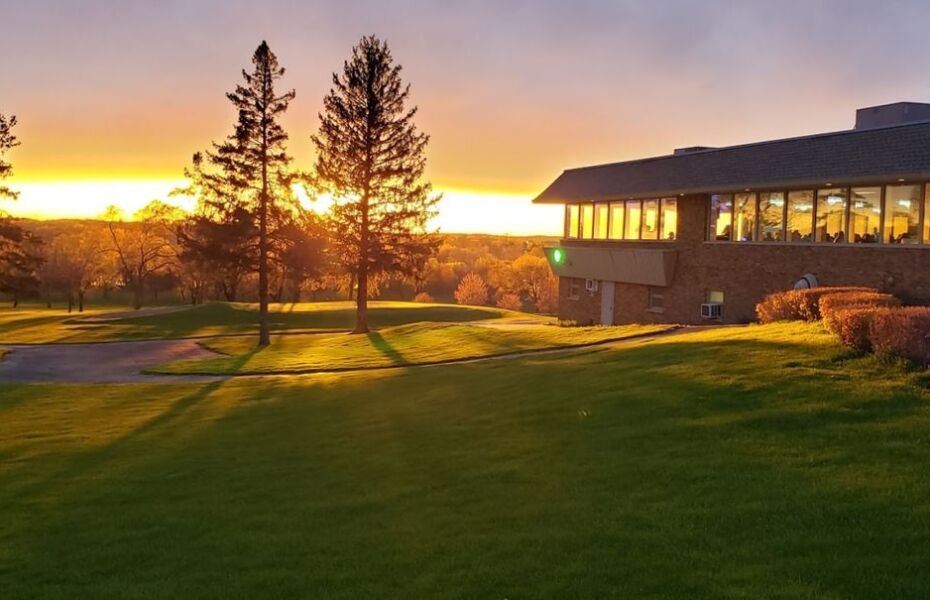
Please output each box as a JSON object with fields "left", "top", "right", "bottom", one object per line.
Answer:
{"left": 673, "top": 146, "right": 716, "bottom": 156}
{"left": 854, "top": 102, "right": 930, "bottom": 130}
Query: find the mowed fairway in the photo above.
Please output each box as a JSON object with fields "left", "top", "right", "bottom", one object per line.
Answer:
{"left": 4, "top": 322, "right": 930, "bottom": 597}
{"left": 154, "top": 322, "right": 671, "bottom": 374}
{"left": 0, "top": 301, "right": 510, "bottom": 343}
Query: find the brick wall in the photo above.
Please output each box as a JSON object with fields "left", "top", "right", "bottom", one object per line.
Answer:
{"left": 559, "top": 193, "right": 930, "bottom": 325}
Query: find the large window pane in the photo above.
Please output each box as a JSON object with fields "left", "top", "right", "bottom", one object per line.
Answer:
{"left": 593, "top": 203, "right": 609, "bottom": 240}
{"left": 661, "top": 198, "right": 678, "bottom": 240}
{"left": 642, "top": 199, "right": 659, "bottom": 240}
{"left": 581, "top": 204, "right": 594, "bottom": 239}
{"left": 566, "top": 204, "right": 579, "bottom": 238}
{"left": 849, "top": 187, "right": 881, "bottom": 243}
{"left": 625, "top": 200, "right": 642, "bottom": 240}
{"left": 787, "top": 190, "right": 814, "bottom": 242}
{"left": 734, "top": 193, "right": 757, "bottom": 242}
{"left": 884, "top": 184, "right": 920, "bottom": 244}
{"left": 816, "top": 188, "right": 847, "bottom": 243}
{"left": 759, "top": 192, "right": 785, "bottom": 241}
{"left": 925, "top": 184, "right": 930, "bottom": 244}
{"left": 609, "top": 202, "right": 625, "bottom": 239}
{"left": 709, "top": 194, "right": 733, "bottom": 241}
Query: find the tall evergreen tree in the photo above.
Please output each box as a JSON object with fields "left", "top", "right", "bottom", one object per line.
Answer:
{"left": 0, "top": 113, "right": 42, "bottom": 304}
{"left": 0, "top": 114, "right": 19, "bottom": 201}
{"left": 313, "top": 35, "right": 440, "bottom": 333}
{"left": 178, "top": 41, "right": 296, "bottom": 346}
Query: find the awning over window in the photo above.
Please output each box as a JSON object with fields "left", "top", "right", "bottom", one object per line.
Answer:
{"left": 545, "top": 246, "right": 677, "bottom": 287}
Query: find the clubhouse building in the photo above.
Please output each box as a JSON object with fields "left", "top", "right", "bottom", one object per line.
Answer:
{"left": 537, "top": 102, "right": 930, "bottom": 325}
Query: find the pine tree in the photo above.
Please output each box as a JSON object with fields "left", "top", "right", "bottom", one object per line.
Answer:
{"left": 179, "top": 42, "right": 297, "bottom": 346}
{"left": 0, "top": 114, "right": 19, "bottom": 200}
{"left": 0, "top": 113, "right": 42, "bottom": 305}
{"left": 313, "top": 35, "right": 440, "bottom": 334}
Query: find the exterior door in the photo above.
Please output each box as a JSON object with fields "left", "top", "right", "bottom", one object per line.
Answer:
{"left": 600, "top": 281, "right": 615, "bottom": 325}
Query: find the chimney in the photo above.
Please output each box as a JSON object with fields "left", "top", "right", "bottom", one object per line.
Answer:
{"left": 673, "top": 146, "right": 716, "bottom": 156}
{"left": 855, "top": 102, "right": 930, "bottom": 130}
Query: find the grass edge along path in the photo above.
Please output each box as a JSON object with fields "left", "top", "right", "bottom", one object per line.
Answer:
{"left": 150, "top": 323, "right": 679, "bottom": 377}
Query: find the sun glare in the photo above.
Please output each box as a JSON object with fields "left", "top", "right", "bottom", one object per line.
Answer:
{"left": 6, "top": 180, "right": 193, "bottom": 220}
{"left": 6, "top": 179, "right": 562, "bottom": 235}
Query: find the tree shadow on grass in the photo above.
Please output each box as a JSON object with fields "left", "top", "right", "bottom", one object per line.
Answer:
{"left": 0, "top": 380, "right": 228, "bottom": 502}
{"left": 367, "top": 331, "right": 408, "bottom": 366}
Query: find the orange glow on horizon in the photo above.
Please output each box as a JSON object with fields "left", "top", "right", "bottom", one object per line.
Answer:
{"left": 3, "top": 178, "right": 563, "bottom": 236}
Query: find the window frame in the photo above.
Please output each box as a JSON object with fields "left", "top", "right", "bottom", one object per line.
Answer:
{"left": 568, "top": 278, "right": 580, "bottom": 300}
{"left": 660, "top": 197, "right": 678, "bottom": 240}
{"left": 647, "top": 287, "right": 665, "bottom": 313}
{"left": 815, "top": 187, "right": 849, "bottom": 243}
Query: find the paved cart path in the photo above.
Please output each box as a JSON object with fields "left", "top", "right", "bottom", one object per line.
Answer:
{"left": 0, "top": 325, "right": 732, "bottom": 384}
{"left": 0, "top": 339, "right": 224, "bottom": 384}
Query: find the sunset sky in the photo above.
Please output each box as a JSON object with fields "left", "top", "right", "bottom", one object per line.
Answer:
{"left": 5, "top": 0, "right": 930, "bottom": 234}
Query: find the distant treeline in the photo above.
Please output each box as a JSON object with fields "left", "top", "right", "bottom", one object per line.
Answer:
{"left": 12, "top": 217, "right": 559, "bottom": 313}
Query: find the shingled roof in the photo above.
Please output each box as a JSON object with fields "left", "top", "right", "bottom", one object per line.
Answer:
{"left": 533, "top": 120, "right": 930, "bottom": 203}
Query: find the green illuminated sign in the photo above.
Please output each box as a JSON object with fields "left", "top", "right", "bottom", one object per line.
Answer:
{"left": 552, "top": 248, "right": 565, "bottom": 264}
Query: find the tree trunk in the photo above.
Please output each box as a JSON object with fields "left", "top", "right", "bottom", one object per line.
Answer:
{"left": 353, "top": 191, "right": 370, "bottom": 334}
{"left": 257, "top": 142, "right": 270, "bottom": 347}
{"left": 67, "top": 290, "right": 73, "bottom": 314}
{"left": 133, "top": 281, "right": 143, "bottom": 310}
{"left": 78, "top": 290, "right": 85, "bottom": 313}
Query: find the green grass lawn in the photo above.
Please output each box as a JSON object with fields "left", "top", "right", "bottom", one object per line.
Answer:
{"left": 154, "top": 322, "right": 671, "bottom": 374}
{"left": 4, "top": 322, "right": 930, "bottom": 597}
{"left": 0, "top": 301, "right": 513, "bottom": 343}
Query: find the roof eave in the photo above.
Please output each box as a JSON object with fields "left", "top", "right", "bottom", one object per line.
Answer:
{"left": 532, "top": 170, "right": 930, "bottom": 204}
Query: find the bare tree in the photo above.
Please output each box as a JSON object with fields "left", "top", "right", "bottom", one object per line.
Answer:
{"left": 103, "top": 201, "right": 179, "bottom": 309}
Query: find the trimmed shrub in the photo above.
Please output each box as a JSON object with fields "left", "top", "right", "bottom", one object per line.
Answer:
{"left": 821, "top": 292, "right": 900, "bottom": 333}
{"left": 831, "top": 306, "right": 885, "bottom": 352}
{"left": 413, "top": 292, "right": 434, "bottom": 303}
{"left": 869, "top": 307, "right": 930, "bottom": 367}
{"left": 495, "top": 292, "right": 523, "bottom": 311}
{"left": 756, "top": 286, "right": 876, "bottom": 323}
{"left": 454, "top": 272, "right": 489, "bottom": 306}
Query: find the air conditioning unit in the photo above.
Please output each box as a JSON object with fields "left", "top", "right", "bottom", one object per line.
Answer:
{"left": 701, "top": 302, "right": 722, "bottom": 319}
{"left": 585, "top": 279, "right": 599, "bottom": 292}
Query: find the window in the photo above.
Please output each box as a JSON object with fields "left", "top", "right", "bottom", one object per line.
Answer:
{"left": 625, "top": 200, "right": 642, "bottom": 240}
{"left": 647, "top": 287, "right": 665, "bottom": 312}
{"left": 734, "top": 192, "right": 757, "bottom": 242}
{"left": 884, "top": 184, "right": 921, "bottom": 244}
{"left": 661, "top": 198, "right": 678, "bottom": 240}
{"left": 786, "top": 190, "right": 814, "bottom": 242}
{"left": 568, "top": 278, "right": 580, "bottom": 300}
{"left": 581, "top": 204, "right": 594, "bottom": 239}
{"left": 816, "top": 188, "right": 848, "bottom": 243}
{"left": 849, "top": 187, "right": 881, "bottom": 243}
{"left": 641, "top": 199, "right": 660, "bottom": 240}
{"left": 566, "top": 204, "right": 579, "bottom": 239}
{"left": 758, "top": 192, "right": 785, "bottom": 241}
{"left": 593, "top": 203, "right": 609, "bottom": 240}
{"left": 709, "top": 194, "right": 733, "bottom": 241}
{"left": 609, "top": 202, "right": 625, "bottom": 239}
{"left": 707, "top": 290, "right": 725, "bottom": 304}
{"left": 925, "top": 184, "right": 930, "bottom": 243}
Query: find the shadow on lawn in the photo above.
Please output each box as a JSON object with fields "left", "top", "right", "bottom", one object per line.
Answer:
{"left": 0, "top": 380, "right": 228, "bottom": 502}
{"left": 367, "top": 331, "right": 408, "bottom": 366}
{"left": 6, "top": 331, "right": 930, "bottom": 596}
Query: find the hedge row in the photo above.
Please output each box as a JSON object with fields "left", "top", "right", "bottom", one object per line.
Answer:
{"left": 756, "top": 287, "right": 930, "bottom": 367}
{"left": 755, "top": 286, "right": 876, "bottom": 323}
{"left": 870, "top": 307, "right": 930, "bottom": 366}
{"left": 820, "top": 291, "right": 900, "bottom": 334}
